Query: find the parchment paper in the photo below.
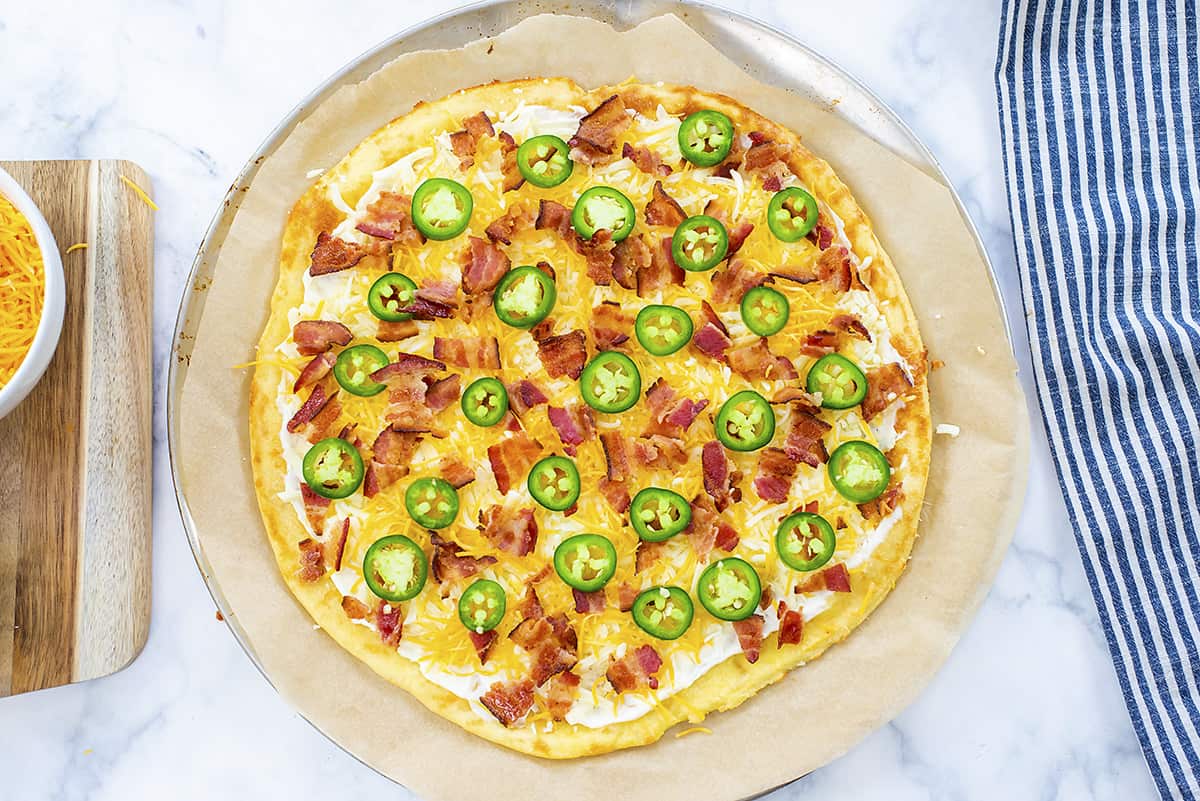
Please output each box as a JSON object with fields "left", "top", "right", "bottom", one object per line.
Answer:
{"left": 177, "top": 14, "right": 1028, "bottom": 801}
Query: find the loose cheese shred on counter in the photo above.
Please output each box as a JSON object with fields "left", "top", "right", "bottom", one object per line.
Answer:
{"left": 120, "top": 174, "right": 159, "bottom": 211}
{"left": 0, "top": 194, "right": 45, "bottom": 387}
{"left": 65, "top": 242, "right": 88, "bottom": 254}
{"left": 674, "top": 726, "right": 712, "bottom": 738}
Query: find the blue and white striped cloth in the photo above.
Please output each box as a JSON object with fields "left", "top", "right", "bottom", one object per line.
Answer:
{"left": 996, "top": 2, "right": 1200, "bottom": 798}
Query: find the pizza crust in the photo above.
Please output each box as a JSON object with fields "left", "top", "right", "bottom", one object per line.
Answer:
{"left": 251, "top": 78, "right": 930, "bottom": 758}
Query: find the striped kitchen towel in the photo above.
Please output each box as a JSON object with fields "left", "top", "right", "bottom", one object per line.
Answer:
{"left": 996, "top": 1, "right": 1200, "bottom": 798}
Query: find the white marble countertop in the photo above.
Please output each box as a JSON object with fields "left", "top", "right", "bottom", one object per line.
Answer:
{"left": 0, "top": 1, "right": 1158, "bottom": 799}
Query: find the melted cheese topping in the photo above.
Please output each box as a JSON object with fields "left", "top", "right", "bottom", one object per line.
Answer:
{"left": 0, "top": 195, "right": 45, "bottom": 388}
{"left": 274, "top": 103, "right": 912, "bottom": 729}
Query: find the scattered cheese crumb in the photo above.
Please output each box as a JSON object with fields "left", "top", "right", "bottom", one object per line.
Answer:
{"left": 65, "top": 242, "right": 88, "bottom": 254}
{"left": 931, "top": 359, "right": 946, "bottom": 370}
{"left": 976, "top": 345, "right": 987, "bottom": 356}
{"left": 935, "top": 423, "right": 961, "bottom": 437}
{"left": 119, "top": 175, "right": 158, "bottom": 211}
{"left": 312, "top": 624, "right": 321, "bottom": 630}
{"left": 305, "top": 168, "right": 326, "bottom": 179}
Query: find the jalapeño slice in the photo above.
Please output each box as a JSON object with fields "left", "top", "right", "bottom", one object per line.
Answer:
{"left": 714, "top": 391, "right": 775, "bottom": 452}
{"left": 632, "top": 586, "right": 695, "bottom": 640}
{"left": 302, "top": 437, "right": 365, "bottom": 500}
{"left": 740, "top": 286, "right": 790, "bottom": 337}
{"left": 635, "top": 305, "right": 693, "bottom": 356}
{"left": 527, "top": 455, "right": 581, "bottom": 512}
{"left": 828, "top": 441, "right": 891, "bottom": 503}
{"left": 493, "top": 265, "right": 556, "bottom": 329}
{"left": 411, "top": 178, "right": 473, "bottom": 241}
{"left": 368, "top": 273, "right": 418, "bottom": 322}
{"left": 462, "top": 377, "right": 509, "bottom": 427}
{"left": 630, "top": 488, "right": 692, "bottom": 542}
{"left": 404, "top": 477, "right": 460, "bottom": 530}
{"left": 572, "top": 186, "right": 636, "bottom": 243}
{"left": 458, "top": 579, "right": 507, "bottom": 633}
{"left": 767, "top": 187, "right": 819, "bottom": 242}
{"left": 678, "top": 110, "right": 735, "bottom": 167}
{"left": 776, "top": 512, "right": 837, "bottom": 572}
{"left": 806, "top": 353, "right": 868, "bottom": 410}
{"left": 696, "top": 557, "right": 762, "bottom": 621}
{"left": 363, "top": 535, "right": 428, "bottom": 602}
{"left": 671, "top": 215, "right": 729, "bottom": 272}
{"left": 580, "top": 351, "right": 642, "bottom": 413}
{"left": 333, "top": 344, "right": 389, "bottom": 397}
{"left": 553, "top": 534, "right": 618, "bottom": 592}
{"left": 517, "top": 135, "right": 573, "bottom": 188}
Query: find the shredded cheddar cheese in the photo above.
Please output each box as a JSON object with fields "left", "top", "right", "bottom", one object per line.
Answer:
{"left": 674, "top": 726, "right": 712, "bottom": 738}
{"left": 120, "top": 175, "right": 158, "bottom": 211}
{"left": 0, "top": 194, "right": 45, "bottom": 387}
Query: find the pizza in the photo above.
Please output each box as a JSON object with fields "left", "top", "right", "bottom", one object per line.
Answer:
{"left": 250, "top": 78, "right": 930, "bottom": 758}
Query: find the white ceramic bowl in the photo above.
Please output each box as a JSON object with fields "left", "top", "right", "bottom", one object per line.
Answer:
{"left": 0, "top": 166, "right": 65, "bottom": 420}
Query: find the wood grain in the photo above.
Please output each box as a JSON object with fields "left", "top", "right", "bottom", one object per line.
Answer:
{"left": 0, "top": 160, "right": 153, "bottom": 697}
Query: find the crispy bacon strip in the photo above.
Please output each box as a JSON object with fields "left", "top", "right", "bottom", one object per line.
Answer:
{"left": 535, "top": 199, "right": 576, "bottom": 242}
{"left": 599, "top": 432, "right": 632, "bottom": 481}
{"left": 569, "top": 94, "right": 631, "bottom": 164}
{"left": 297, "top": 537, "right": 325, "bottom": 582}
{"left": 607, "top": 645, "right": 663, "bottom": 692}
{"left": 547, "top": 403, "right": 595, "bottom": 456}
{"left": 859, "top": 485, "right": 903, "bottom": 520}
{"left": 438, "top": 457, "right": 476, "bottom": 489}
{"left": 509, "top": 614, "right": 578, "bottom": 686}
{"left": 610, "top": 233, "right": 652, "bottom": 290}
{"left": 292, "top": 320, "right": 352, "bottom": 356}
{"left": 710, "top": 259, "right": 767, "bottom": 305}
{"left": 617, "top": 583, "right": 640, "bottom": 613}
{"left": 433, "top": 336, "right": 502, "bottom": 369}
{"left": 376, "top": 320, "right": 419, "bottom": 342}
{"left": 591, "top": 301, "right": 634, "bottom": 349}
{"left": 382, "top": 376, "right": 438, "bottom": 434}
{"left": 498, "top": 131, "right": 524, "bottom": 192}
{"left": 430, "top": 533, "right": 497, "bottom": 583}
{"left": 742, "top": 135, "right": 793, "bottom": 188}
{"left": 637, "top": 236, "right": 684, "bottom": 296}
{"left": 448, "top": 111, "right": 495, "bottom": 168}
{"left": 480, "top": 679, "right": 536, "bottom": 727}
{"left": 726, "top": 338, "right": 798, "bottom": 382}
{"left": 328, "top": 518, "right": 350, "bottom": 571}
{"left": 364, "top": 426, "right": 422, "bottom": 497}
{"left": 622, "top": 141, "right": 672, "bottom": 175}
{"left": 799, "top": 329, "right": 838, "bottom": 358}
{"left": 376, "top": 601, "right": 403, "bottom": 647}
{"left": 507, "top": 380, "right": 549, "bottom": 417}
{"left": 703, "top": 198, "right": 754, "bottom": 255}
{"left": 807, "top": 218, "right": 835, "bottom": 250}
{"left": 536, "top": 329, "right": 587, "bottom": 380}
{"left": 686, "top": 495, "right": 719, "bottom": 559}
{"left": 578, "top": 228, "right": 615, "bottom": 286}
{"left": 479, "top": 505, "right": 539, "bottom": 557}
{"left": 732, "top": 615, "right": 764, "bottom": 664}
{"left": 633, "top": 434, "right": 689, "bottom": 470}
{"left": 643, "top": 378, "right": 710, "bottom": 436}
{"left": 304, "top": 393, "right": 342, "bottom": 443}
{"left": 468, "top": 629, "right": 498, "bottom": 664}
{"left": 831, "top": 313, "right": 871, "bottom": 341}
{"left": 714, "top": 519, "right": 739, "bottom": 552}
{"left": 753, "top": 447, "right": 796, "bottom": 503}
{"left": 635, "top": 540, "right": 668, "bottom": 574}
{"left": 702, "top": 440, "right": 742, "bottom": 511}
{"left": 545, "top": 671, "right": 582, "bottom": 720}
{"left": 287, "top": 382, "right": 333, "bottom": 434}
{"left": 309, "top": 232, "right": 366, "bottom": 276}
{"left": 862, "top": 363, "right": 912, "bottom": 420}
{"left": 460, "top": 235, "right": 511, "bottom": 295}
{"left": 796, "top": 563, "right": 853, "bottom": 594}
{"left": 424, "top": 374, "right": 461, "bottom": 414}
{"left": 598, "top": 477, "right": 632, "bottom": 514}
{"left": 777, "top": 602, "right": 804, "bottom": 647}
{"left": 693, "top": 320, "right": 732, "bottom": 361}
{"left": 417, "top": 278, "right": 459, "bottom": 307}
{"left": 484, "top": 203, "right": 534, "bottom": 246}
{"left": 783, "top": 409, "right": 831, "bottom": 467}
{"left": 300, "top": 484, "right": 330, "bottom": 535}
{"left": 487, "top": 433, "right": 543, "bottom": 495}
{"left": 572, "top": 588, "right": 606, "bottom": 614}
{"left": 355, "top": 192, "right": 424, "bottom": 245}
{"left": 342, "top": 596, "right": 370, "bottom": 620}
{"left": 644, "top": 180, "right": 686, "bottom": 227}
{"left": 293, "top": 352, "right": 335, "bottom": 393}
{"left": 771, "top": 386, "right": 823, "bottom": 409}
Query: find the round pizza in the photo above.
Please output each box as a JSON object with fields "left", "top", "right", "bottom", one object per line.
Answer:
{"left": 250, "top": 78, "right": 931, "bottom": 758}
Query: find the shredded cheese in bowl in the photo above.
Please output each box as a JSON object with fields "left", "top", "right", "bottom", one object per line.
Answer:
{"left": 0, "top": 193, "right": 45, "bottom": 388}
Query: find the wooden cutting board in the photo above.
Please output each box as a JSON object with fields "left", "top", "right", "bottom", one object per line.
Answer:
{"left": 0, "top": 160, "right": 153, "bottom": 697}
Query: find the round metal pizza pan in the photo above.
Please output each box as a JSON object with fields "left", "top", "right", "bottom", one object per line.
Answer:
{"left": 167, "top": 0, "right": 1011, "bottom": 793}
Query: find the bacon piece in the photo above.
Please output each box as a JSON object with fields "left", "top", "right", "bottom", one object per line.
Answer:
{"left": 622, "top": 141, "right": 672, "bottom": 175}
{"left": 638, "top": 236, "right": 684, "bottom": 295}
{"left": 702, "top": 440, "right": 741, "bottom": 511}
{"left": 481, "top": 679, "right": 536, "bottom": 727}
{"left": 536, "top": 329, "right": 587, "bottom": 380}
{"left": 727, "top": 338, "right": 798, "bottom": 381}
{"left": 771, "top": 386, "right": 823, "bottom": 409}
{"left": 693, "top": 321, "right": 732, "bottom": 361}
{"left": 572, "top": 588, "right": 606, "bottom": 614}
{"left": 529, "top": 318, "right": 555, "bottom": 343}
{"left": 731, "top": 615, "right": 764, "bottom": 664}
{"left": 710, "top": 259, "right": 767, "bottom": 305}
{"left": 342, "top": 596, "right": 370, "bottom": 620}
{"left": 598, "top": 477, "right": 632, "bottom": 514}
{"left": 355, "top": 192, "right": 425, "bottom": 246}
{"left": 365, "top": 426, "right": 422, "bottom": 497}
{"left": 468, "top": 629, "right": 498, "bottom": 664}
{"left": 415, "top": 279, "right": 458, "bottom": 307}
{"left": 643, "top": 378, "right": 709, "bottom": 436}
{"left": 293, "top": 352, "right": 335, "bottom": 393}
{"left": 424, "top": 374, "right": 461, "bottom": 413}
{"left": 714, "top": 520, "right": 739, "bottom": 552}
{"left": 487, "top": 433, "right": 543, "bottom": 495}
{"left": 509, "top": 614, "right": 578, "bottom": 686}
{"left": 545, "top": 671, "right": 581, "bottom": 720}
{"left": 569, "top": 94, "right": 631, "bottom": 164}
{"left": 753, "top": 447, "right": 796, "bottom": 503}
{"left": 430, "top": 533, "right": 496, "bottom": 583}
{"left": 635, "top": 540, "right": 668, "bottom": 574}
{"left": 803, "top": 217, "right": 834, "bottom": 250}
{"left": 448, "top": 111, "right": 495, "bottom": 169}
{"left": 376, "top": 320, "right": 419, "bottom": 342}
{"left": 376, "top": 601, "right": 403, "bottom": 647}
{"left": 591, "top": 301, "right": 634, "bottom": 349}
{"left": 287, "top": 382, "right": 333, "bottom": 433}
{"left": 823, "top": 563, "right": 852, "bottom": 593}
{"left": 433, "top": 336, "right": 502, "bottom": 369}
{"left": 300, "top": 484, "right": 330, "bottom": 534}
{"left": 518, "top": 577, "right": 546, "bottom": 621}
{"left": 686, "top": 495, "right": 719, "bottom": 559}
{"left": 293, "top": 320, "right": 352, "bottom": 356}
{"left": 617, "top": 583, "right": 640, "bottom": 612}
{"left": 831, "top": 313, "right": 871, "bottom": 341}
{"left": 784, "top": 409, "right": 831, "bottom": 467}
{"left": 479, "top": 505, "right": 539, "bottom": 556}
{"left": 644, "top": 180, "right": 686, "bottom": 227}
{"left": 599, "top": 432, "right": 632, "bottom": 481}
{"left": 310, "top": 232, "right": 366, "bottom": 276}
{"left": 460, "top": 236, "right": 511, "bottom": 295}
{"left": 547, "top": 403, "right": 595, "bottom": 456}
{"left": 297, "top": 537, "right": 325, "bottom": 582}
{"left": 395, "top": 295, "right": 455, "bottom": 320}
{"left": 862, "top": 363, "right": 912, "bottom": 420}
{"left": 497, "top": 131, "right": 524, "bottom": 192}
{"left": 578, "top": 228, "right": 615, "bottom": 286}
{"left": 484, "top": 203, "right": 534, "bottom": 246}
{"left": 742, "top": 136, "right": 793, "bottom": 188}
{"left": 607, "top": 645, "right": 663, "bottom": 692}
{"left": 609, "top": 233, "right": 651, "bottom": 290}
{"left": 799, "top": 329, "right": 838, "bottom": 357}
{"left": 535, "top": 199, "right": 576, "bottom": 242}
{"left": 304, "top": 393, "right": 342, "bottom": 443}
{"left": 777, "top": 602, "right": 804, "bottom": 647}
{"left": 382, "top": 376, "right": 437, "bottom": 434}
{"left": 438, "top": 457, "right": 476, "bottom": 489}
{"left": 633, "top": 434, "right": 689, "bottom": 470}
{"left": 703, "top": 199, "right": 755, "bottom": 255}
{"left": 817, "top": 246, "right": 853, "bottom": 292}
{"left": 329, "top": 518, "right": 350, "bottom": 571}
{"left": 859, "top": 485, "right": 903, "bottom": 520}
{"left": 507, "top": 380, "right": 549, "bottom": 417}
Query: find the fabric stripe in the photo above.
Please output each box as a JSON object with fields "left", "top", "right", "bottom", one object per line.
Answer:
{"left": 996, "top": 2, "right": 1200, "bottom": 799}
